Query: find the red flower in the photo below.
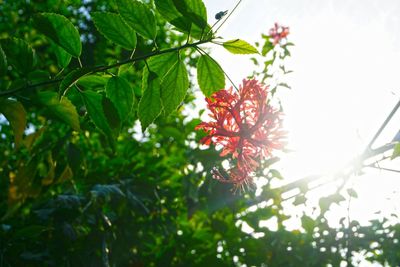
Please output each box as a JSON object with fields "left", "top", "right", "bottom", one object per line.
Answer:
{"left": 269, "top": 23, "right": 289, "bottom": 45}
{"left": 196, "top": 79, "right": 285, "bottom": 189}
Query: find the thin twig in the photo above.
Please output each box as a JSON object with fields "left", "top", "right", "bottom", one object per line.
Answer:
{"left": 214, "top": 0, "right": 243, "bottom": 34}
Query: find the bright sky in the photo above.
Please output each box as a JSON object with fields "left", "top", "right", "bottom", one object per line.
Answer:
{"left": 202, "top": 0, "right": 400, "bottom": 233}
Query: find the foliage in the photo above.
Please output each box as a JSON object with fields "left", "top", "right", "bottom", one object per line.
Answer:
{"left": 0, "top": 1, "right": 399, "bottom": 266}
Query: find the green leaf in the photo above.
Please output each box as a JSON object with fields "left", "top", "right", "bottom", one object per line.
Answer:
{"left": 391, "top": 143, "right": 400, "bottom": 159}
{"left": 172, "top": 0, "right": 207, "bottom": 29}
{"left": 33, "top": 13, "right": 82, "bottom": 57}
{"left": 118, "top": 0, "right": 157, "bottom": 40}
{"left": 147, "top": 52, "right": 177, "bottom": 78}
{"left": 346, "top": 188, "right": 358, "bottom": 198}
{"left": 155, "top": 0, "right": 191, "bottom": 32}
{"left": 77, "top": 75, "right": 110, "bottom": 90}
{"left": 92, "top": 12, "right": 137, "bottom": 50}
{"left": 0, "top": 44, "right": 7, "bottom": 76}
{"left": 37, "top": 91, "right": 80, "bottom": 131}
{"left": 222, "top": 39, "right": 259, "bottom": 54}
{"left": 0, "top": 99, "right": 26, "bottom": 149}
{"left": 138, "top": 70, "right": 162, "bottom": 131}
{"left": 197, "top": 54, "right": 225, "bottom": 97}
{"left": 0, "top": 38, "right": 35, "bottom": 74}
{"left": 81, "top": 91, "right": 120, "bottom": 145}
{"left": 106, "top": 76, "right": 135, "bottom": 122}
{"left": 160, "top": 57, "right": 189, "bottom": 115}
{"left": 53, "top": 44, "right": 71, "bottom": 68}
{"left": 155, "top": 0, "right": 209, "bottom": 39}
{"left": 59, "top": 67, "right": 93, "bottom": 96}
{"left": 301, "top": 215, "right": 315, "bottom": 233}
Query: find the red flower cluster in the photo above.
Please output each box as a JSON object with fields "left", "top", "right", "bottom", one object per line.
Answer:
{"left": 196, "top": 79, "right": 285, "bottom": 189}
{"left": 269, "top": 23, "right": 289, "bottom": 45}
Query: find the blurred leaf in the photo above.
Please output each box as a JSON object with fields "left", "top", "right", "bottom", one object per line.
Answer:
{"left": 138, "top": 70, "right": 162, "bottom": 131}
{"left": 67, "top": 143, "right": 81, "bottom": 175}
{"left": 293, "top": 195, "right": 306, "bottom": 206}
{"left": 391, "top": 143, "right": 400, "bottom": 159}
{"left": 346, "top": 188, "right": 358, "bottom": 198}
{"left": 0, "top": 99, "right": 26, "bottom": 149}
{"left": 261, "top": 38, "right": 274, "bottom": 56}
{"left": 222, "top": 39, "right": 259, "bottom": 55}
{"left": 197, "top": 54, "right": 225, "bottom": 97}
{"left": 91, "top": 184, "right": 125, "bottom": 199}
{"left": 0, "top": 38, "right": 35, "bottom": 74}
{"left": 92, "top": 12, "right": 137, "bottom": 50}
{"left": 33, "top": 13, "right": 82, "bottom": 57}
{"left": 106, "top": 76, "right": 135, "bottom": 121}
{"left": 37, "top": 91, "right": 80, "bottom": 131}
{"left": 0, "top": 44, "right": 7, "bottom": 76}
{"left": 269, "top": 169, "right": 283, "bottom": 180}
{"left": 160, "top": 58, "right": 188, "bottom": 115}
{"left": 118, "top": 0, "right": 157, "bottom": 40}
{"left": 13, "top": 225, "right": 50, "bottom": 239}
{"left": 301, "top": 215, "right": 315, "bottom": 233}
{"left": 57, "top": 165, "right": 73, "bottom": 183}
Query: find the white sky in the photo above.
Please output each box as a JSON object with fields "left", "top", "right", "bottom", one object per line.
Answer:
{"left": 202, "top": 0, "right": 400, "bottom": 232}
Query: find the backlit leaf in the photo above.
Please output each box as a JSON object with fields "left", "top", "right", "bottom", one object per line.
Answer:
{"left": 391, "top": 143, "right": 400, "bottom": 159}
{"left": 223, "top": 39, "right": 259, "bottom": 54}
{"left": 106, "top": 76, "right": 135, "bottom": 121}
{"left": 33, "top": 13, "right": 82, "bottom": 57}
{"left": 92, "top": 12, "right": 137, "bottom": 50}
{"left": 197, "top": 54, "right": 225, "bottom": 97}
{"left": 138, "top": 70, "right": 162, "bottom": 131}
{"left": 160, "top": 57, "right": 189, "bottom": 115}
{"left": 118, "top": 0, "right": 157, "bottom": 40}
{"left": 81, "top": 91, "right": 120, "bottom": 147}
{"left": 0, "top": 99, "right": 26, "bottom": 149}
{"left": 37, "top": 91, "right": 80, "bottom": 131}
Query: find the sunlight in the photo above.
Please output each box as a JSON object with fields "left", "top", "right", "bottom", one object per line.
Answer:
{"left": 204, "top": 0, "right": 400, "bottom": 228}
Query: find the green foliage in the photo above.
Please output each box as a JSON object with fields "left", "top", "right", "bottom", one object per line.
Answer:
{"left": 118, "top": 0, "right": 157, "bottom": 40}
{"left": 92, "top": 12, "right": 137, "bottom": 50}
{"left": 0, "top": 45, "right": 7, "bottom": 76}
{"left": 160, "top": 56, "right": 189, "bottom": 115}
{"left": 59, "top": 67, "right": 93, "bottom": 96}
{"left": 33, "top": 13, "right": 82, "bottom": 57}
{"left": 391, "top": 143, "right": 400, "bottom": 159}
{"left": 138, "top": 70, "right": 162, "bottom": 131}
{"left": 0, "top": 98, "right": 26, "bottom": 149}
{"left": 105, "top": 76, "right": 136, "bottom": 122}
{"left": 222, "top": 39, "right": 259, "bottom": 54}
{"left": 37, "top": 91, "right": 80, "bottom": 131}
{"left": 0, "top": 38, "right": 35, "bottom": 74}
{"left": 81, "top": 90, "right": 120, "bottom": 147}
{"left": 0, "top": 1, "right": 398, "bottom": 266}
{"left": 197, "top": 54, "right": 225, "bottom": 96}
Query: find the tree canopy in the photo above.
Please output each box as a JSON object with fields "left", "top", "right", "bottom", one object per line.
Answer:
{"left": 0, "top": 1, "right": 400, "bottom": 266}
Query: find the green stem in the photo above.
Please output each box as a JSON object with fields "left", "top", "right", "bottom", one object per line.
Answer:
{"left": 0, "top": 39, "right": 211, "bottom": 98}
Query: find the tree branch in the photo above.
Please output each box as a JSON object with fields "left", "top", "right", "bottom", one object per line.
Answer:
{"left": 0, "top": 39, "right": 211, "bottom": 98}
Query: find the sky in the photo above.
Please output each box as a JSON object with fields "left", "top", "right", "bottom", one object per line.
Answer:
{"left": 202, "top": 0, "right": 400, "bottom": 231}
